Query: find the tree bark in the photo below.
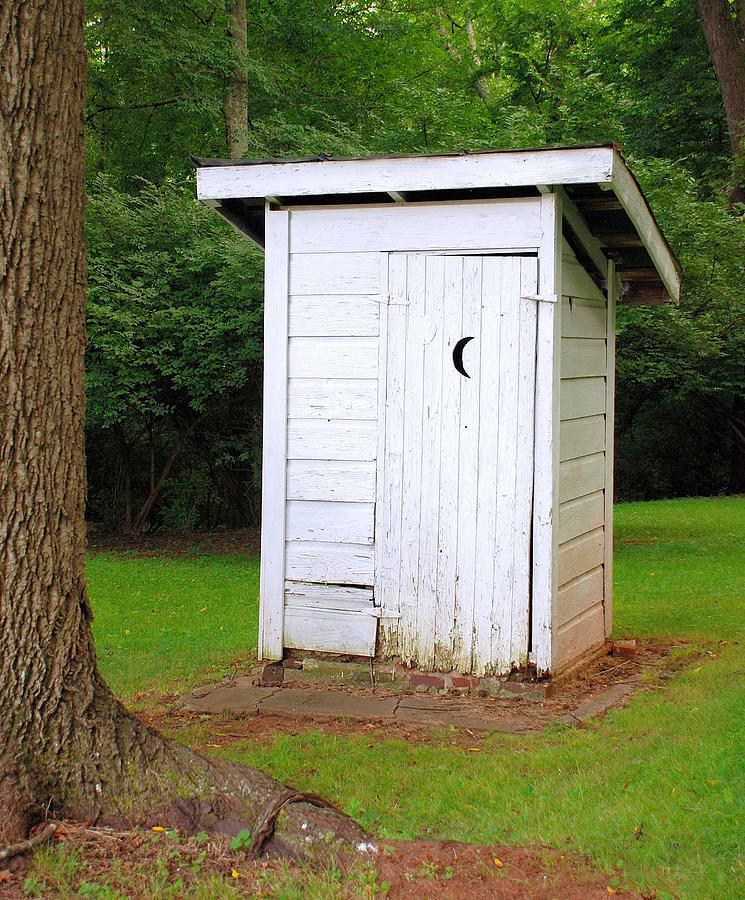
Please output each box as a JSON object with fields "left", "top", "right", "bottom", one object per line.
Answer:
{"left": 0, "top": 0, "right": 371, "bottom": 860}
{"left": 223, "top": 0, "right": 249, "bottom": 158}
{"left": 694, "top": 0, "right": 745, "bottom": 200}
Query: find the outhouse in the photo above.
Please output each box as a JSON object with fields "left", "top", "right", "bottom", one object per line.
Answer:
{"left": 194, "top": 144, "right": 680, "bottom": 677}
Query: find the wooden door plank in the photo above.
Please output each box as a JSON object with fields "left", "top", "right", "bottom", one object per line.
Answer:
{"left": 491, "top": 256, "right": 521, "bottom": 672}
{"left": 433, "top": 256, "right": 463, "bottom": 671}
{"left": 415, "top": 255, "right": 446, "bottom": 671}
{"left": 452, "top": 257, "right": 482, "bottom": 673}
{"left": 472, "top": 257, "right": 503, "bottom": 675}
{"left": 398, "top": 254, "right": 427, "bottom": 665}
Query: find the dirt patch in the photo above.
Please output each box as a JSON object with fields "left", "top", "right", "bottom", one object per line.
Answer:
{"left": 88, "top": 527, "right": 261, "bottom": 558}
{"left": 0, "top": 823, "right": 651, "bottom": 899}
{"left": 378, "top": 839, "right": 649, "bottom": 899}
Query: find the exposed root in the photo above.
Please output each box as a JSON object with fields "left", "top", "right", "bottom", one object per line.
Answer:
{"left": 0, "top": 823, "right": 57, "bottom": 862}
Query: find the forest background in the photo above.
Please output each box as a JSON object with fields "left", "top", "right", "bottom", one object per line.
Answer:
{"left": 83, "top": 0, "right": 745, "bottom": 535}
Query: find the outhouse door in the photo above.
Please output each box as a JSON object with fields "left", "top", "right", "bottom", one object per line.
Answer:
{"left": 377, "top": 253, "right": 539, "bottom": 676}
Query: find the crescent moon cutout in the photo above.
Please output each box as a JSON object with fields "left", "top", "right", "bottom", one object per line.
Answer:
{"left": 452, "top": 336, "right": 475, "bottom": 378}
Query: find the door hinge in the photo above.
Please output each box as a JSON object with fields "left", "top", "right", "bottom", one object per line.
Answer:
{"left": 522, "top": 293, "right": 558, "bottom": 304}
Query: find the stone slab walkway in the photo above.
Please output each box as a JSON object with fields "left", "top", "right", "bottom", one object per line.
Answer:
{"left": 180, "top": 674, "right": 643, "bottom": 734}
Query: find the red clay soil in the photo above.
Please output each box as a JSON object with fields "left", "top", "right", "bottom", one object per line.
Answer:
{"left": 0, "top": 823, "right": 651, "bottom": 899}
{"left": 378, "top": 840, "right": 649, "bottom": 899}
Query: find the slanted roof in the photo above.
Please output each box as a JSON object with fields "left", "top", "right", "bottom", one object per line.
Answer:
{"left": 192, "top": 143, "right": 680, "bottom": 305}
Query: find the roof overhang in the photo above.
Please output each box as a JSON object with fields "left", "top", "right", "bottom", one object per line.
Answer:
{"left": 192, "top": 144, "right": 681, "bottom": 305}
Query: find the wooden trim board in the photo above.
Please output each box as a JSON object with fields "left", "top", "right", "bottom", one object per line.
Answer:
{"left": 197, "top": 147, "right": 615, "bottom": 201}
{"left": 531, "top": 191, "right": 562, "bottom": 675}
{"left": 611, "top": 152, "right": 681, "bottom": 301}
{"left": 258, "top": 207, "right": 290, "bottom": 659}
{"left": 604, "top": 259, "right": 618, "bottom": 638}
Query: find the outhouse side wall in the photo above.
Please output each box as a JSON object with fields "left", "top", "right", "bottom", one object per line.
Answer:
{"left": 268, "top": 199, "right": 543, "bottom": 661}
{"left": 554, "top": 239, "right": 613, "bottom": 670}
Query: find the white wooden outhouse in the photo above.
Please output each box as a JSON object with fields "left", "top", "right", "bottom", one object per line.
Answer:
{"left": 195, "top": 144, "right": 680, "bottom": 677}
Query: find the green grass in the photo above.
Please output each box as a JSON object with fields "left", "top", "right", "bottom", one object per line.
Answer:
{"left": 87, "top": 552, "right": 260, "bottom": 699}
{"left": 84, "top": 497, "right": 745, "bottom": 899}
{"left": 614, "top": 495, "right": 745, "bottom": 640}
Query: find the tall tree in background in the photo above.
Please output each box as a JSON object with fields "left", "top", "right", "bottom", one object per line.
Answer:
{"left": 694, "top": 0, "right": 745, "bottom": 203}
{"left": 693, "top": 0, "right": 745, "bottom": 490}
{"left": 0, "top": 0, "right": 367, "bottom": 852}
{"left": 224, "top": 0, "right": 249, "bottom": 157}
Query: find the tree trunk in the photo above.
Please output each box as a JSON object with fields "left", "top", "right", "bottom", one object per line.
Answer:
{"left": 728, "top": 396, "right": 745, "bottom": 493}
{"left": 694, "top": 0, "right": 745, "bottom": 200}
{"left": 223, "top": 0, "right": 249, "bottom": 158}
{"left": 0, "top": 0, "right": 370, "bottom": 860}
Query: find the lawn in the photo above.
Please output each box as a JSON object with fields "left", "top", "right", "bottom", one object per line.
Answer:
{"left": 87, "top": 552, "right": 260, "bottom": 699}
{"left": 82, "top": 497, "right": 745, "bottom": 900}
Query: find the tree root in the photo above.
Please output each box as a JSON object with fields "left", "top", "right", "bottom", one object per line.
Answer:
{"left": 248, "top": 790, "right": 344, "bottom": 860}
{"left": 0, "top": 823, "right": 57, "bottom": 862}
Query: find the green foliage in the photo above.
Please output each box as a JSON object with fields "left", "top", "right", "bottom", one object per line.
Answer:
{"left": 228, "top": 828, "right": 252, "bottom": 852}
{"left": 81, "top": 0, "right": 745, "bottom": 514}
{"left": 86, "top": 178, "right": 263, "bottom": 425}
{"left": 85, "top": 179, "right": 264, "bottom": 529}
{"left": 615, "top": 160, "right": 745, "bottom": 498}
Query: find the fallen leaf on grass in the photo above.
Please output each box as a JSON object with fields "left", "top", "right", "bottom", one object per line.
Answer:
{"left": 494, "top": 858, "right": 504, "bottom": 868}
{"left": 151, "top": 826, "right": 165, "bottom": 833}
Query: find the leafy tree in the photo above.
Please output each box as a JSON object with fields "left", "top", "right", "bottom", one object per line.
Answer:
{"left": 0, "top": 0, "right": 370, "bottom": 852}
{"left": 85, "top": 179, "right": 264, "bottom": 531}
{"left": 616, "top": 160, "right": 745, "bottom": 497}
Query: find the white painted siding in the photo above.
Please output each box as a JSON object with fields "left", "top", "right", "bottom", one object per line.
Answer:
{"left": 281, "top": 200, "right": 543, "bottom": 659}
{"left": 556, "top": 241, "right": 609, "bottom": 670}
{"left": 283, "top": 229, "right": 383, "bottom": 654}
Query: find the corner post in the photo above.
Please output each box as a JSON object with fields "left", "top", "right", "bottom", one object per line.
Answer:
{"left": 532, "top": 191, "right": 562, "bottom": 675}
{"left": 258, "top": 205, "right": 290, "bottom": 660}
{"left": 603, "top": 259, "right": 618, "bottom": 638}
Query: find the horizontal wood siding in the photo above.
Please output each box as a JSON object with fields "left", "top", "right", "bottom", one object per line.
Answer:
{"left": 283, "top": 230, "right": 383, "bottom": 654}
{"left": 289, "top": 200, "right": 542, "bottom": 253}
{"left": 284, "top": 582, "right": 375, "bottom": 611}
{"left": 556, "top": 240, "right": 609, "bottom": 670}
{"left": 285, "top": 541, "right": 375, "bottom": 584}
{"left": 283, "top": 608, "right": 378, "bottom": 655}
{"left": 288, "top": 295, "right": 379, "bottom": 337}
{"left": 286, "top": 460, "right": 376, "bottom": 502}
